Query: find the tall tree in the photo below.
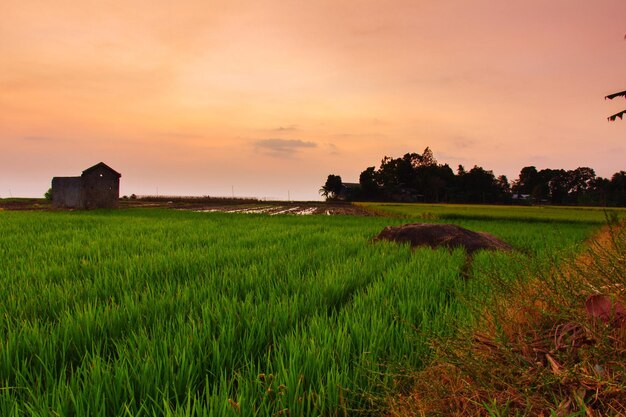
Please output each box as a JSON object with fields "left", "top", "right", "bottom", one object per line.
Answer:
{"left": 497, "top": 175, "right": 511, "bottom": 194}
{"left": 609, "top": 171, "right": 626, "bottom": 206}
{"left": 377, "top": 153, "right": 420, "bottom": 196}
{"left": 512, "top": 166, "right": 539, "bottom": 195}
{"left": 460, "top": 166, "right": 502, "bottom": 204}
{"left": 420, "top": 147, "right": 437, "bottom": 166}
{"left": 319, "top": 174, "right": 343, "bottom": 200}
{"left": 546, "top": 169, "right": 568, "bottom": 204}
{"left": 565, "top": 167, "right": 596, "bottom": 198}
{"left": 359, "top": 167, "right": 381, "bottom": 199}
{"left": 326, "top": 146, "right": 626, "bottom": 206}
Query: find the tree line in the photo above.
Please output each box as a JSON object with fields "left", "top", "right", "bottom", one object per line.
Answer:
{"left": 320, "top": 147, "right": 626, "bottom": 206}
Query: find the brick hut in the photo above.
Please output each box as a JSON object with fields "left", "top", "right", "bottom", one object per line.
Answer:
{"left": 52, "top": 162, "right": 121, "bottom": 209}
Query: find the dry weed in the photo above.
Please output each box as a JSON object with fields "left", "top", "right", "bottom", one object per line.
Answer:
{"left": 389, "top": 222, "right": 626, "bottom": 416}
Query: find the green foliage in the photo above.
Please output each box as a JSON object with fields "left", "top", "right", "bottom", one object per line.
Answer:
{"left": 0, "top": 207, "right": 602, "bottom": 416}
{"left": 44, "top": 188, "right": 52, "bottom": 201}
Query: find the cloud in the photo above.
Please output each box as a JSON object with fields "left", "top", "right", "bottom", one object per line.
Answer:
{"left": 271, "top": 125, "right": 299, "bottom": 132}
{"left": 448, "top": 136, "right": 475, "bottom": 149}
{"left": 436, "top": 151, "right": 471, "bottom": 163}
{"left": 326, "top": 143, "right": 340, "bottom": 155}
{"left": 254, "top": 138, "right": 317, "bottom": 157}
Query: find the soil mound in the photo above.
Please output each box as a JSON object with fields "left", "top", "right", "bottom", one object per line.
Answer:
{"left": 373, "top": 223, "right": 512, "bottom": 254}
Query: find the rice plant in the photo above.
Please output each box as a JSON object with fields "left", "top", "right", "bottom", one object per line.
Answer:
{"left": 0, "top": 207, "right": 601, "bottom": 416}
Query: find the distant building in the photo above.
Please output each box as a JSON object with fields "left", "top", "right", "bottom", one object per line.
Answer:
{"left": 52, "top": 162, "right": 121, "bottom": 209}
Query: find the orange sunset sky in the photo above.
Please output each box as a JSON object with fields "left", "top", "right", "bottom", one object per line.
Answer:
{"left": 1, "top": 0, "right": 625, "bottom": 200}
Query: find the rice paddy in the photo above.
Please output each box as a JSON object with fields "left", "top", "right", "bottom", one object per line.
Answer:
{"left": 0, "top": 205, "right": 610, "bottom": 416}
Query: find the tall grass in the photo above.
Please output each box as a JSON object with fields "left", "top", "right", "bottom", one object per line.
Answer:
{"left": 0, "top": 208, "right": 601, "bottom": 416}
{"left": 388, "top": 222, "right": 626, "bottom": 416}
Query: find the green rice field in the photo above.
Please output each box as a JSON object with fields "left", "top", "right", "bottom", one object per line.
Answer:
{"left": 359, "top": 202, "right": 625, "bottom": 223}
{"left": 0, "top": 204, "right": 620, "bottom": 416}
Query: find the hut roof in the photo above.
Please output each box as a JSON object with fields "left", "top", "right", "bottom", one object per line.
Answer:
{"left": 82, "top": 162, "right": 121, "bottom": 178}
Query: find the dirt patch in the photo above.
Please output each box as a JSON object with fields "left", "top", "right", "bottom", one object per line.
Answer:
{"left": 0, "top": 199, "right": 51, "bottom": 211}
{"left": 191, "top": 204, "right": 367, "bottom": 216}
{"left": 176, "top": 202, "right": 375, "bottom": 216}
{"left": 372, "top": 223, "right": 513, "bottom": 254}
{"left": 0, "top": 198, "right": 374, "bottom": 216}
{"left": 118, "top": 197, "right": 377, "bottom": 215}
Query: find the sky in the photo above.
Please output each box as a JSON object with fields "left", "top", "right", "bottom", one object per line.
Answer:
{"left": 1, "top": 0, "right": 625, "bottom": 200}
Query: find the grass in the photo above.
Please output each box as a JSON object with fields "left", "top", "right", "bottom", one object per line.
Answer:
{"left": 387, "top": 220, "right": 626, "bottom": 416}
{"left": 0, "top": 205, "right": 609, "bottom": 416}
{"left": 358, "top": 202, "right": 626, "bottom": 224}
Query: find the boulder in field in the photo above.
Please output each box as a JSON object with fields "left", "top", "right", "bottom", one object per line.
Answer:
{"left": 373, "top": 223, "right": 512, "bottom": 254}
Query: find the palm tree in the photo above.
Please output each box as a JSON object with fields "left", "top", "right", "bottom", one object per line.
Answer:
{"left": 606, "top": 90, "right": 626, "bottom": 121}
{"left": 605, "top": 34, "right": 626, "bottom": 121}
{"left": 319, "top": 174, "right": 343, "bottom": 200}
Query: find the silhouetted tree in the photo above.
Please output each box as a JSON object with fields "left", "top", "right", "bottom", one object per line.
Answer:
{"left": 536, "top": 169, "right": 564, "bottom": 203}
{"left": 609, "top": 171, "right": 626, "bottom": 206}
{"left": 377, "top": 153, "right": 419, "bottom": 195}
{"left": 587, "top": 176, "right": 611, "bottom": 206}
{"left": 512, "top": 166, "right": 619, "bottom": 205}
{"left": 546, "top": 169, "right": 568, "bottom": 204}
{"left": 565, "top": 167, "right": 596, "bottom": 203}
{"left": 512, "top": 166, "right": 539, "bottom": 195}
{"left": 415, "top": 163, "right": 455, "bottom": 202}
{"left": 319, "top": 174, "right": 343, "bottom": 200}
{"left": 359, "top": 167, "right": 381, "bottom": 200}
{"left": 369, "top": 148, "right": 453, "bottom": 201}
{"left": 496, "top": 175, "right": 512, "bottom": 203}
{"left": 420, "top": 147, "right": 437, "bottom": 166}
{"left": 325, "top": 146, "right": 625, "bottom": 206}
{"left": 497, "top": 175, "right": 511, "bottom": 194}
{"left": 459, "top": 166, "right": 503, "bottom": 204}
